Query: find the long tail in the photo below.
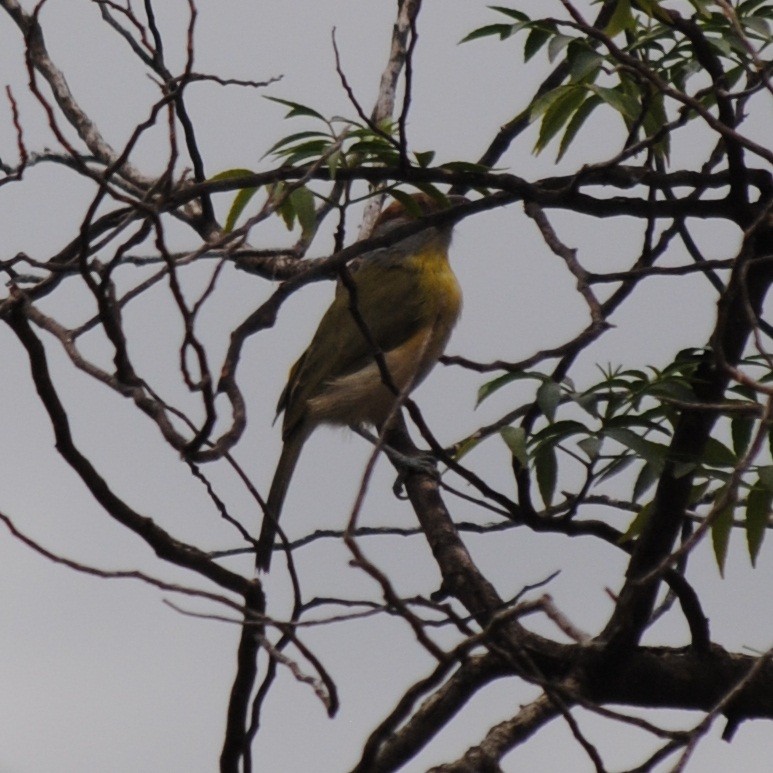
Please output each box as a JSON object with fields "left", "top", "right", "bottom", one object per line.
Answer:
{"left": 256, "top": 429, "right": 307, "bottom": 571}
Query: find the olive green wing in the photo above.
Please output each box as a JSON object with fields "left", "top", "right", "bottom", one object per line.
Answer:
{"left": 279, "top": 260, "right": 430, "bottom": 435}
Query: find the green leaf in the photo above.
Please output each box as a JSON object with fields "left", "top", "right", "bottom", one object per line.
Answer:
{"left": 289, "top": 187, "right": 316, "bottom": 237}
{"left": 281, "top": 139, "right": 331, "bottom": 165}
{"left": 701, "top": 437, "right": 737, "bottom": 468}
{"left": 639, "top": 89, "right": 671, "bottom": 162}
{"left": 711, "top": 487, "right": 736, "bottom": 577}
{"left": 604, "top": 0, "right": 634, "bottom": 37}
{"left": 452, "top": 435, "right": 481, "bottom": 462}
{"left": 746, "top": 483, "right": 771, "bottom": 565}
{"left": 556, "top": 94, "right": 604, "bottom": 161}
{"left": 619, "top": 500, "right": 652, "bottom": 543}
{"left": 533, "top": 85, "right": 587, "bottom": 156}
{"left": 605, "top": 427, "right": 668, "bottom": 471}
{"left": 635, "top": 0, "right": 669, "bottom": 21}
{"left": 739, "top": 0, "right": 771, "bottom": 14}
{"left": 389, "top": 189, "right": 427, "bottom": 219}
{"left": 731, "top": 416, "right": 754, "bottom": 457}
{"left": 723, "top": 65, "right": 748, "bottom": 92}
{"left": 645, "top": 379, "right": 698, "bottom": 404}
{"left": 265, "top": 96, "right": 327, "bottom": 122}
{"left": 267, "top": 183, "right": 295, "bottom": 231}
{"left": 547, "top": 34, "right": 575, "bottom": 63}
{"left": 500, "top": 426, "right": 528, "bottom": 468}
{"left": 586, "top": 84, "right": 641, "bottom": 121}
{"left": 686, "top": 0, "right": 713, "bottom": 18}
{"left": 535, "top": 445, "right": 557, "bottom": 507}
{"left": 347, "top": 139, "right": 399, "bottom": 158}
{"left": 689, "top": 479, "right": 711, "bottom": 505}
{"left": 672, "top": 461, "right": 697, "bottom": 479}
{"left": 414, "top": 150, "right": 435, "bottom": 168}
{"left": 264, "top": 130, "right": 330, "bottom": 158}
{"left": 596, "top": 453, "right": 634, "bottom": 485}
{"left": 224, "top": 186, "right": 259, "bottom": 233}
{"left": 707, "top": 35, "right": 733, "bottom": 58}
{"left": 529, "top": 87, "right": 565, "bottom": 122}
{"left": 577, "top": 435, "right": 602, "bottom": 461}
{"left": 524, "top": 25, "right": 553, "bottom": 62}
{"left": 744, "top": 16, "right": 771, "bottom": 38}
{"left": 460, "top": 23, "right": 517, "bottom": 43}
{"left": 408, "top": 182, "right": 449, "bottom": 205}
{"left": 529, "top": 420, "right": 589, "bottom": 447}
{"left": 728, "top": 384, "right": 758, "bottom": 401}
{"left": 697, "top": 467, "right": 731, "bottom": 484}
{"left": 490, "top": 6, "right": 530, "bottom": 22}
{"left": 633, "top": 462, "right": 658, "bottom": 502}
{"left": 327, "top": 149, "right": 341, "bottom": 179}
{"left": 758, "top": 465, "right": 773, "bottom": 491}
{"left": 277, "top": 198, "right": 295, "bottom": 231}
{"left": 208, "top": 167, "right": 257, "bottom": 183}
{"left": 476, "top": 370, "right": 546, "bottom": 406}
{"left": 537, "top": 379, "right": 562, "bottom": 422}
{"left": 571, "top": 388, "right": 601, "bottom": 418}
{"left": 566, "top": 43, "right": 603, "bottom": 83}
{"left": 439, "top": 160, "right": 494, "bottom": 175}
{"left": 210, "top": 169, "right": 261, "bottom": 231}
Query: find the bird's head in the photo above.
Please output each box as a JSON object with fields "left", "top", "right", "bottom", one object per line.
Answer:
{"left": 374, "top": 192, "right": 465, "bottom": 232}
{"left": 370, "top": 192, "right": 466, "bottom": 253}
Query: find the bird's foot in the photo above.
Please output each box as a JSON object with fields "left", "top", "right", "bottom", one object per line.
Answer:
{"left": 387, "top": 449, "right": 439, "bottom": 499}
{"left": 349, "top": 425, "right": 439, "bottom": 498}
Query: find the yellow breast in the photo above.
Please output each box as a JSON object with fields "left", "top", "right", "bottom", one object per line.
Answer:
{"left": 409, "top": 247, "right": 463, "bottom": 326}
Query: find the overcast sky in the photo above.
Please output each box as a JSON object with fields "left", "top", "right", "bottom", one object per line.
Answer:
{"left": 0, "top": 1, "right": 771, "bottom": 771}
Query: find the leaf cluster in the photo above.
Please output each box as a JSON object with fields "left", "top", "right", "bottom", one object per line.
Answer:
{"left": 486, "top": 348, "right": 773, "bottom": 571}
{"left": 212, "top": 97, "right": 475, "bottom": 234}
{"left": 463, "top": 1, "right": 773, "bottom": 161}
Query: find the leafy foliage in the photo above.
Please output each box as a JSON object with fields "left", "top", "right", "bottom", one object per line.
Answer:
{"left": 464, "top": 1, "right": 773, "bottom": 161}
{"left": 490, "top": 349, "right": 772, "bottom": 568}
{"left": 215, "top": 97, "right": 455, "bottom": 233}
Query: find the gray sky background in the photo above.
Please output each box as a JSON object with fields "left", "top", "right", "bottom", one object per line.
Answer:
{"left": 0, "top": 1, "right": 771, "bottom": 771}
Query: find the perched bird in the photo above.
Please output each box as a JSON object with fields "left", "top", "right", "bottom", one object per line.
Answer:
{"left": 256, "top": 192, "right": 463, "bottom": 571}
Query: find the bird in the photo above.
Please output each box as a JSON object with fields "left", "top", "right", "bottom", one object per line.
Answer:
{"left": 255, "top": 192, "right": 464, "bottom": 571}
